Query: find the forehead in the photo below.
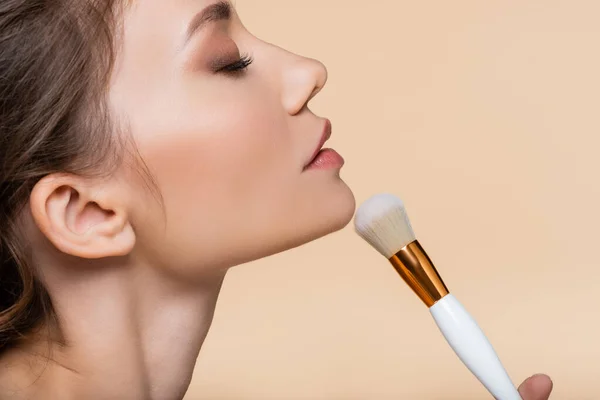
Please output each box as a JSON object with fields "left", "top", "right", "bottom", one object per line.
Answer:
{"left": 120, "top": 0, "right": 230, "bottom": 45}
{"left": 124, "top": 0, "right": 227, "bottom": 17}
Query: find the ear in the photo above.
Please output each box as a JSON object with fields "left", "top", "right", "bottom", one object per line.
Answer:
{"left": 29, "top": 174, "right": 136, "bottom": 259}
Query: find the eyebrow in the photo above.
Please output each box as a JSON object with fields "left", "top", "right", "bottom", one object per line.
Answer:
{"left": 185, "top": 1, "right": 232, "bottom": 44}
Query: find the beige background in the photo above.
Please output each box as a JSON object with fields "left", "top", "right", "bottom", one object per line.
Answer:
{"left": 186, "top": 1, "right": 600, "bottom": 398}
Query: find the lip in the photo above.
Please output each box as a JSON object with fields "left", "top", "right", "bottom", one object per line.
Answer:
{"left": 303, "top": 119, "right": 332, "bottom": 169}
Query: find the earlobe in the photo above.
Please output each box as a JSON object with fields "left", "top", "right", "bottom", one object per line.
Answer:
{"left": 30, "top": 174, "right": 136, "bottom": 259}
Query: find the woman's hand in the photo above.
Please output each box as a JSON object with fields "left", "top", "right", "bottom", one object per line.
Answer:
{"left": 518, "top": 374, "right": 553, "bottom": 400}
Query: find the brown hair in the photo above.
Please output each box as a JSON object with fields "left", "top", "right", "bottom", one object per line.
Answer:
{"left": 0, "top": 1, "right": 123, "bottom": 352}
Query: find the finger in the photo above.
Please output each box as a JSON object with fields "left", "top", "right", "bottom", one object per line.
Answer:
{"left": 518, "top": 374, "right": 553, "bottom": 400}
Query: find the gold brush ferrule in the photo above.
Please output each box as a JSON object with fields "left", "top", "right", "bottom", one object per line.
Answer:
{"left": 388, "top": 240, "right": 449, "bottom": 307}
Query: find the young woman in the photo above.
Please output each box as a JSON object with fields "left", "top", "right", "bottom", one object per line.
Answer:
{"left": 0, "top": 1, "right": 552, "bottom": 398}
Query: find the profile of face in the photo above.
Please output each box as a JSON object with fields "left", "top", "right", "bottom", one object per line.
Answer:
{"left": 32, "top": 0, "right": 355, "bottom": 280}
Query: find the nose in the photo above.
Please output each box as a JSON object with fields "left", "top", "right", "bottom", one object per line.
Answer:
{"left": 281, "top": 55, "right": 328, "bottom": 116}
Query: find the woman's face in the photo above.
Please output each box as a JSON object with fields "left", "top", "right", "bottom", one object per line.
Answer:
{"left": 109, "top": 0, "right": 355, "bottom": 276}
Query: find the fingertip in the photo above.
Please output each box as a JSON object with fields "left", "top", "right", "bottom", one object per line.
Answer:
{"left": 518, "top": 374, "right": 553, "bottom": 400}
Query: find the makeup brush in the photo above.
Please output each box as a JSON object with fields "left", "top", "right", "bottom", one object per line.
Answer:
{"left": 354, "top": 193, "right": 521, "bottom": 400}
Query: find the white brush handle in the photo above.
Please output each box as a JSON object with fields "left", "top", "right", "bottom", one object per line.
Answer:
{"left": 429, "top": 294, "right": 521, "bottom": 399}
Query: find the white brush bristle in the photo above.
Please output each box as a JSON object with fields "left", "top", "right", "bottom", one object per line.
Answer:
{"left": 354, "top": 193, "right": 416, "bottom": 258}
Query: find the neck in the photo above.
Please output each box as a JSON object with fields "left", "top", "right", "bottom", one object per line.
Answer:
{"left": 2, "top": 257, "right": 226, "bottom": 400}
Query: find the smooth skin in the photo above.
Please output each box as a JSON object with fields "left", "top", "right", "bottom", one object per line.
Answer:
{"left": 0, "top": 1, "right": 553, "bottom": 399}
{"left": 519, "top": 374, "right": 553, "bottom": 400}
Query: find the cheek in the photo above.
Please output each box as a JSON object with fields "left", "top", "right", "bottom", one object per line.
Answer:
{"left": 136, "top": 92, "right": 295, "bottom": 224}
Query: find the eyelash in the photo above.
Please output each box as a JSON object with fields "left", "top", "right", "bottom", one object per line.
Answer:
{"left": 217, "top": 54, "right": 254, "bottom": 75}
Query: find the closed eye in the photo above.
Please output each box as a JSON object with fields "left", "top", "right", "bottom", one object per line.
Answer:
{"left": 215, "top": 54, "right": 253, "bottom": 75}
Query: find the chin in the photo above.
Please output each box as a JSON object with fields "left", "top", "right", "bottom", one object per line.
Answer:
{"left": 322, "top": 183, "right": 356, "bottom": 233}
{"left": 227, "top": 181, "right": 355, "bottom": 269}
{"left": 275, "top": 181, "right": 356, "bottom": 254}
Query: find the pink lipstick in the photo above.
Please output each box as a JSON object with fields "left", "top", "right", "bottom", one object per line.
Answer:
{"left": 303, "top": 120, "right": 344, "bottom": 171}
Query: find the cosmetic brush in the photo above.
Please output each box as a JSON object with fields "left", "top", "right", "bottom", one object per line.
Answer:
{"left": 354, "top": 193, "right": 521, "bottom": 400}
